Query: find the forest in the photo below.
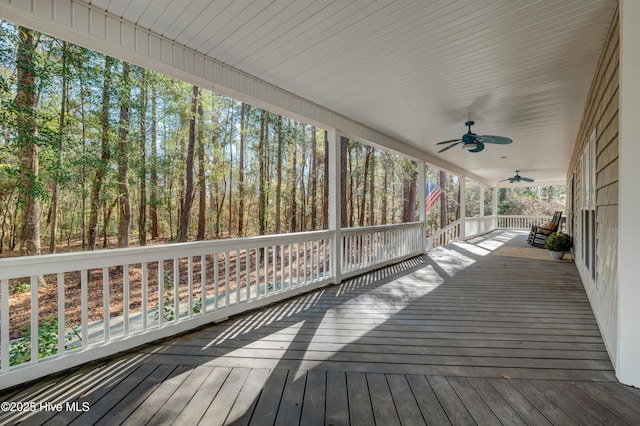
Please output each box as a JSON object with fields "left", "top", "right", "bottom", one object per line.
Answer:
{"left": 0, "top": 23, "right": 427, "bottom": 258}
{"left": 0, "top": 23, "right": 566, "bottom": 259}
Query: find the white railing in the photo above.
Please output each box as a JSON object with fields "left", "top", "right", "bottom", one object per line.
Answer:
{"left": 0, "top": 222, "right": 431, "bottom": 390}
{"left": 465, "top": 216, "right": 497, "bottom": 239}
{"left": 496, "top": 215, "right": 552, "bottom": 230}
{"left": 341, "top": 222, "right": 424, "bottom": 279}
{"left": 0, "top": 231, "right": 334, "bottom": 390}
{"left": 426, "top": 219, "right": 461, "bottom": 249}
{"left": 0, "top": 214, "right": 556, "bottom": 389}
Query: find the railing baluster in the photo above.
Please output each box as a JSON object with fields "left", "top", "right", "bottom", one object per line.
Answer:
{"left": 173, "top": 258, "right": 179, "bottom": 322}
{"left": 214, "top": 253, "right": 219, "bottom": 310}
{"left": 246, "top": 249, "right": 251, "bottom": 300}
{"left": 81, "top": 271, "right": 88, "bottom": 350}
{"left": 288, "top": 244, "right": 292, "bottom": 289}
{"left": 272, "top": 245, "right": 277, "bottom": 294}
{"left": 281, "top": 244, "right": 286, "bottom": 291}
{"left": 256, "top": 248, "right": 261, "bottom": 299}
{"left": 296, "top": 243, "right": 300, "bottom": 287}
{"left": 304, "top": 241, "right": 308, "bottom": 284}
{"left": 188, "top": 256, "right": 193, "bottom": 319}
{"left": 58, "top": 273, "right": 65, "bottom": 355}
{"left": 1, "top": 279, "right": 9, "bottom": 373}
{"left": 142, "top": 262, "right": 148, "bottom": 330}
{"left": 224, "top": 252, "right": 230, "bottom": 307}
{"left": 30, "top": 276, "right": 38, "bottom": 364}
{"left": 159, "top": 260, "right": 164, "bottom": 327}
{"left": 123, "top": 264, "right": 130, "bottom": 336}
{"left": 236, "top": 250, "right": 241, "bottom": 305}
{"left": 103, "top": 268, "right": 109, "bottom": 342}
{"left": 201, "top": 255, "right": 207, "bottom": 314}
{"left": 264, "top": 247, "right": 269, "bottom": 296}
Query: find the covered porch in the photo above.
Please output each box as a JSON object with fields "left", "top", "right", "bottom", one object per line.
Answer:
{"left": 2, "top": 231, "right": 639, "bottom": 424}
{"left": 1, "top": 0, "right": 640, "bottom": 411}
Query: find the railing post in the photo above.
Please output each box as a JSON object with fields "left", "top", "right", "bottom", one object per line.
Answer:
{"left": 328, "top": 129, "right": 342, "bottom": 284}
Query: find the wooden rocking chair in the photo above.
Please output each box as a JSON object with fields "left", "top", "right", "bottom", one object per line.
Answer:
{"left": 528, "top": 211, "right": 562, "bottom": 247}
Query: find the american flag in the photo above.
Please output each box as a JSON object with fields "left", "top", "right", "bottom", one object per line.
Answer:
{"left": 426, "top": 180, "right": 444, "bottom": 214}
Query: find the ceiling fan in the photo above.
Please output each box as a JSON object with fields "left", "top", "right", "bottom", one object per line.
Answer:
{"left": 436, "top": 121, "right": 512, "bottom": 153}
{"left": 501, "top": 170, "right": 534, "bottom": 183}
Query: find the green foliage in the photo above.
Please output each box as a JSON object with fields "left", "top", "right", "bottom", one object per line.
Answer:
{"left": 498, "top": 186, "right": 566, "bottom": 216}
{"left": 156, "top": 268, "right": 203, "bottom": 321}
{"left": 545, "top": 231, "right": 572, "bottom": 251}
{"left": 7, "top": 317, "right": 77, "bottom": 366}
{"left": 10, "top": 281, "right": 30, "bottom": 293}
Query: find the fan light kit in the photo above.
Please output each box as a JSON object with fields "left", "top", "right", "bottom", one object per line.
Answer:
{"left": 501, "top": 170, "right": 534, "bottom": 183}
{"left": 436, "top": 121, "right": 512, "bottom": 153}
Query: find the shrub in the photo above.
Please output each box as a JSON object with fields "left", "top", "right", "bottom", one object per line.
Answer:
{"left": 545, "top": 232, "right": 572, "bottom": 251}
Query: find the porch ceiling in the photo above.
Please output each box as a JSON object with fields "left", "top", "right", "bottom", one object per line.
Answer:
{"left": 86, "top": 0, "right": 616, "bottom": 186}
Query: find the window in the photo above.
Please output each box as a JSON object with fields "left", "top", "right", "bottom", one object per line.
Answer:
{"left": 581, "top": 130, "right": 597, "bottom": 281}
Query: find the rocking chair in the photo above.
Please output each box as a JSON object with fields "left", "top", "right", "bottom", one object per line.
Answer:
{"left": 528, "top": 211, "right": 562, "bottom": 248}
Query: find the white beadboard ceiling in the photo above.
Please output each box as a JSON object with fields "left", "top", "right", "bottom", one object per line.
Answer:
{"left": 85, "top": 0, "right": 616, "bottom": 186}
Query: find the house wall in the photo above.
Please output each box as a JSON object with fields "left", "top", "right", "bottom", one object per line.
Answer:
{"left": 568, "top": 8, "right": 619, "bottom": 364}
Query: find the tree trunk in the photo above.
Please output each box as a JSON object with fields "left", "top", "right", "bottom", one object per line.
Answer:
{"left": 237, "top": 103, "right": 249, "bottom": 236}
{"left": 196, "top": 94, "right": 206, "bottom": 240}
{"left": 179, "top": 85, "right": 199, "bottom": 242}
{"left": 150, "top": 79, "right": 159, "bottom": 239}
{"left": 298, "top": 124, "right": 307, "bottom": 231}
{"left": 381, "top": 156, "right": 388, "bottom": 225}
{"left": 88, "top": 56, "right": 113, "bottom": 250}
{"left": 138, "top": 68, "right": 148, "bottom": 246}
{"left": 340, "top": 136, "right": 348, "bottom": 228}
{"left": 16, "top": 27, "right": 41, "bottom": 256}
{"left": 117, "top": 61, "right": 132, "bottom": 248}
{"left": 402, "top": 161, "right": 417, "bottom": 222}
{"left": 290, "top": 126, "right": 298, "bottom": 233}
{"left": 368, "top": 150, "right": 375, "bottom": 226}
{"left": 310, "top": 127, "right": 317, "bottom": 230}
{"left": 227, "top": 103, "right": 234, "bottom": 237}
{"left": 275, "top": 116, "right": 283, "bottom": 234}
{"left": 359, "top": 146, "right": 371, "bottom": 226}
{"left": 439, "top": 170, "right": 447, "bottom": 228}
{"left": 80, "top": 66, "right": 87, "bottom": 248}
{"left": 49, "top": 41, "right": 67, "bottom": 253}
{"left": 347, "top": 142, "right": 354, "bottom": 227}
{"left": 323, "top": 130, "right": 329, "bottom": 230}
{"left": 258, "top": 110, "right": 267, "bottom": 235}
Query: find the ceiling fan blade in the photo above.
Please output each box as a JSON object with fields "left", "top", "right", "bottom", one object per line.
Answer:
{"left": 479, "top": 135, "right": 512, "bottom": 144}
{"left": 521, "top": 177, "right": 535, "bottom": 182}
{"left": 467, "top": 141, "right": 485, "bottom": 153}
{"left": 499, "top": 178, "right": 511, "bottom": 182}
{"left": 436, "top": 139, "right": 461, "bottom": 145}
{"left": 437, "top": 141, "right": 462, "bottom": 153}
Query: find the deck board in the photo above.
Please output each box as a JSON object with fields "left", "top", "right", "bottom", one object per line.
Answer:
{"left": 2, "top": 230, "right": 639, "bottom": 425}
{"left": 346, "top": 372, "right": 375, "bottom": 426}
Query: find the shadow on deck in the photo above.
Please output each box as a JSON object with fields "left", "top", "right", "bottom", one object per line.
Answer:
{"left": 2, "top": 230, "right": 639, "bottom": 425}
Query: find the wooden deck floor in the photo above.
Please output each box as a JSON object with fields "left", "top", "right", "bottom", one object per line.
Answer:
{"left": 2, "top": 230, "right": 640, "bottom": 425}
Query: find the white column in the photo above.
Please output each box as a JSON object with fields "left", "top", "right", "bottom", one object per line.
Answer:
{"left": 328, "top": 129, "right": 343, "bottom": 284}
{"left": 492, "top": 188, "right": 499, "bottom": 229}
{"left": 459, "top": 176, "right": 466, "bottom": 239}
{"left": 479, "top": 184, "right": 485, "bottom": 218}
{"left": 617, "top": 0, "right": 640, "bottom": 387}
{"left": 417, "top": 162, "right": 426, "bottom": 252}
